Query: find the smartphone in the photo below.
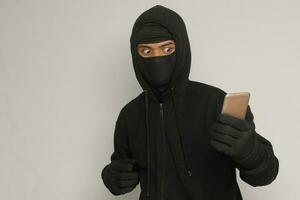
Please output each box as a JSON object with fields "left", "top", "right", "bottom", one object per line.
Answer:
{"left": 221, "top": 92, "right": 250, "bottom": 120}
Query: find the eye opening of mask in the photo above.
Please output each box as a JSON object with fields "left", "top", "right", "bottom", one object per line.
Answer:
{"left": 137, "top": 39, "right": 176, "bottom": 58}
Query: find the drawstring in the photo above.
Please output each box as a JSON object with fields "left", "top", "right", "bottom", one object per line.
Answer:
{"left": 143, "top": 86, "right": 192, "bottom": 200}
{"left": 170, "top": 86, "right": 193, "bottom": 177}
{"left": 144, "top": 90, "right": 151, "bottom": 200}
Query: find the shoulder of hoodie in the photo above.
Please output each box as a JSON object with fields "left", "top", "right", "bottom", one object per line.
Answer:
{"left": 187, "top": 80, "right": 227, "bottom": 114}
{"left": 187, "top": 80, "right": 227, "bottom": 99}
{"left": 117, "top": 91, "right": 146, "bottom": 119}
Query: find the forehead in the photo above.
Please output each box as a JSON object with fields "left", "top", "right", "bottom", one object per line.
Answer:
{"left": 138, "top": 39, "right": 175, "bottom": 47}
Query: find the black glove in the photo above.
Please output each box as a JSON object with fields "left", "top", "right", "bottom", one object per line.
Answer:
{"left": 209, "top": 113, "right": 258, "bottom": 163}
{"left": 101, "top": 159, "right": 140, "bottom": 195}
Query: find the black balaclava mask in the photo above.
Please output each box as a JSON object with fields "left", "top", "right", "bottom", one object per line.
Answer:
{"left": 136, "top": 23, "right": 176, "bottom": 97}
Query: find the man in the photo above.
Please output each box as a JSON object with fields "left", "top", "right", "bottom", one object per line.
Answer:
{"left": 101, "top": 5, "right": 279, "bottom": 200}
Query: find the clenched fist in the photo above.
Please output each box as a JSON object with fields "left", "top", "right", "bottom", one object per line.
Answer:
{"left": 101, "top": 159, "right": 140, "bottom": 195}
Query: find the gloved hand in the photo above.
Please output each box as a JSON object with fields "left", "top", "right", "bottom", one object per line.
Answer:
{"left": 101, "top": 159, "right": 140, "bottom": 195}
{"left": 209, "top": 113, "right": 258, "bottom": 162}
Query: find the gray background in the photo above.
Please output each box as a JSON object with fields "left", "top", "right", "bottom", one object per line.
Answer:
{"left": 1, "top": 0, "right": 299, "bottom": 199}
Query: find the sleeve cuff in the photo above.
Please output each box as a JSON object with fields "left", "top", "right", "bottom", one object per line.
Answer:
{"left": 234, "top": 132, "right": 266, "bottom": 170}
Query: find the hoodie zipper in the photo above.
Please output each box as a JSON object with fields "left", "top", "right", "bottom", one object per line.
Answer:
{"left": 160, "top": 103, "right": 166, "bottom": 200}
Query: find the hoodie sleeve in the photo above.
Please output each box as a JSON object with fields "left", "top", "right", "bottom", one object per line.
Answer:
{"left": 234, "top": 105, "right": 279, "bottom": 187}
{"left": 101, "top": 107, "right": 133, "bottom": 195}
{"left": 102, "top": 107, "right": 132, "bottom": 175}
{"left": 110, "top": 107, "right": 132, "bottom": 161}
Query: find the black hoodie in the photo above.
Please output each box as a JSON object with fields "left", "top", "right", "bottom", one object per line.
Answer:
{"left": 102, "top": 5, "right": 279, "bottom": 200}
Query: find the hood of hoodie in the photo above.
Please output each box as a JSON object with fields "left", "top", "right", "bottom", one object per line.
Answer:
{"left": 130, "top": 5, "right": 192, "bottom": 103}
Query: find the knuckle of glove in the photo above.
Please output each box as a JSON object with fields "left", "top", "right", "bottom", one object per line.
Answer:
{"left": 223, "top": 124, "right": 232, "bottom": 133}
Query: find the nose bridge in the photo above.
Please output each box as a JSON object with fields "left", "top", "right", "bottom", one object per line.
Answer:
{"left": 153, "top": 48, "right": 162, "bottom": 57}
{"left": 152, "top": 44, "right": 165, "bottom": 57}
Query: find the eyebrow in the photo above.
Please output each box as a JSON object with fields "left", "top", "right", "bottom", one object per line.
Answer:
{"left": 138, "top": 42, "right": 174, "bottom": 48}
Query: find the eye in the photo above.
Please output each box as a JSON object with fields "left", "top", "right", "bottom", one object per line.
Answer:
{"left": 142, "top": 48, "right": 151, "bottom": 54}
{"left": 163, "top": 47, "right": 174, "bottom": 54}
